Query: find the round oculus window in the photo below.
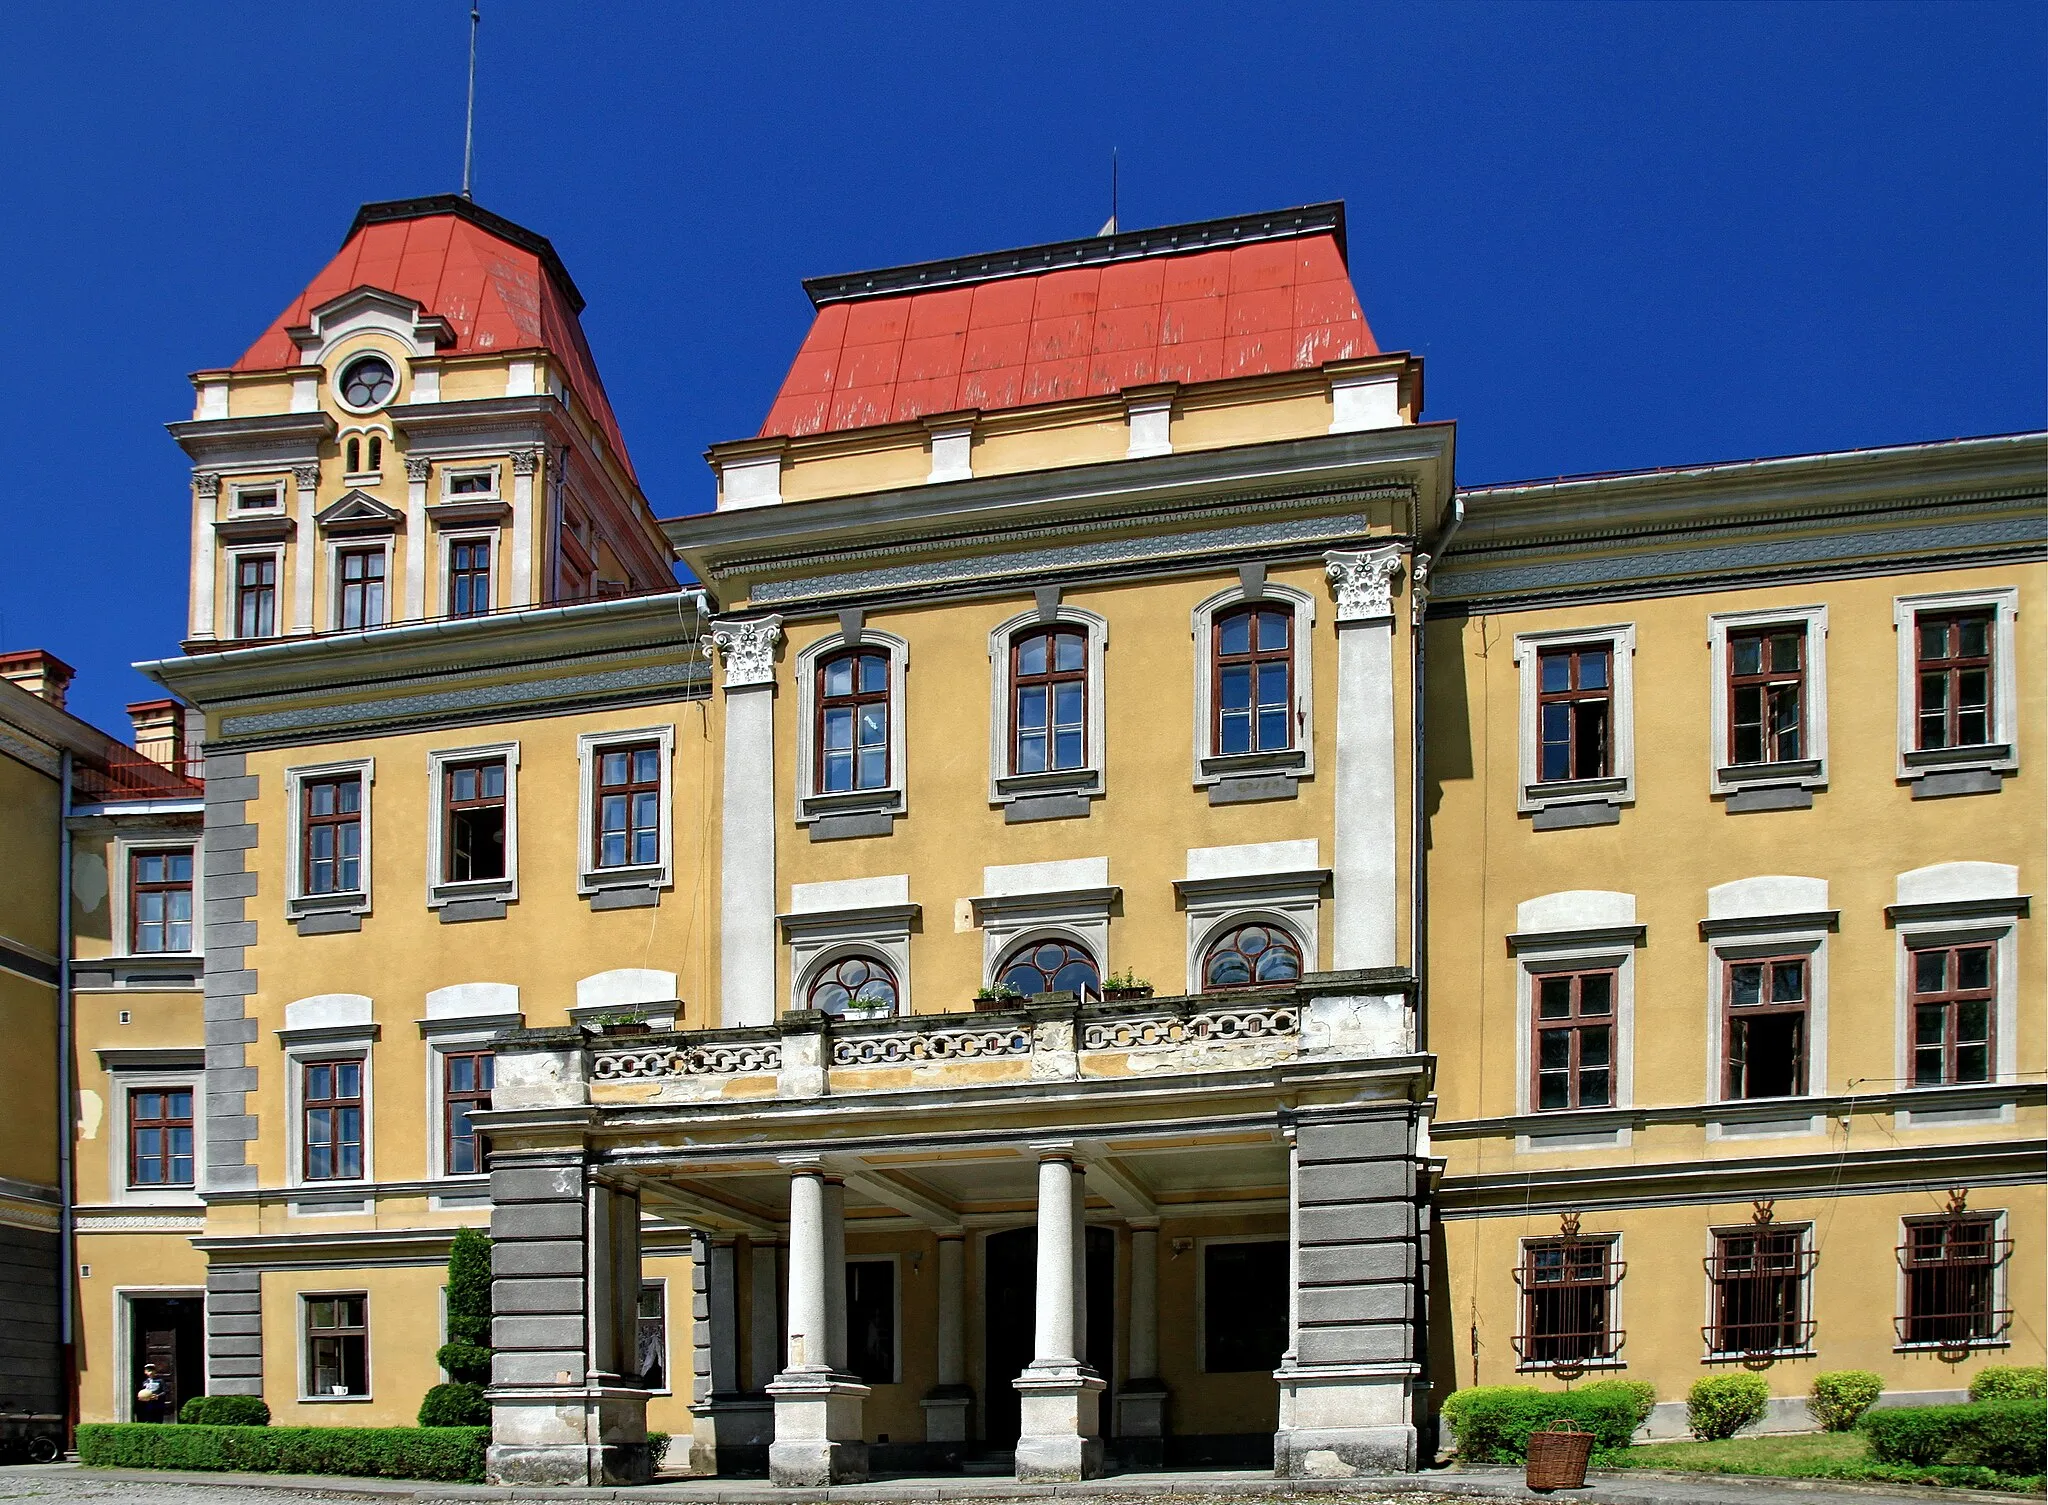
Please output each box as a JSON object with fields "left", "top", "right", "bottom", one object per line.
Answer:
{"left": 338, "top": 354, "right": 396, "bottom": 409}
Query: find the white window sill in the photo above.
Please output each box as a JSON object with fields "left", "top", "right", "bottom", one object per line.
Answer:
{"left": 797, "top": 788, "right": 905, "bottom": 824}
{"left": 286, "top": 891, "right": 371, "bottom": 921}
{"left": 298, "top": 1393, "right": 374, "bottom": 1404}
{"left": 1196, "top": 748, "right": 1306, "bottom": 786}
{"left": 427, "top": 876, "right": 517, "bottom": 908}
{"left": 579, "top": 863, "right": 669, "bottom": 897}
{"left": 995, "top": 769, "right": 1102, "bottom": 802}
{"left": 1521, "top": 774, "right": 1629, "bottom": 810}
{"left": 342, "top": 471, "right": 385, "bottom": 487}
{"left": 1714, "top": 757, "right": 1825, "bottom": 792}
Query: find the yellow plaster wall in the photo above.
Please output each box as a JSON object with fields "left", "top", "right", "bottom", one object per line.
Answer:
{"left": 0, "top": 970, "right": 57, "bottom": 1188}
{"left": 0, "top": 753, "right": 59, "bottom": 952}
{"left": 1170, "top": 390, "right": 1332, "bottom": 454}
{"left": 71, "top": 988, "right": 205, "bottom": 1206}
{"left": 779, "top": 442, "right": 931, "bottom": 504}
{"left": 225, "top": 375, "right": 294, "bottom": 419}
{"left": 73, "top": 1232, "right": 209, "bottom": 1423}
{"left": 969, "top": 415, "right": 1129, "bottom": 479}
{"left": 259, "top": 1264, "right": 446, "bottom": 1427}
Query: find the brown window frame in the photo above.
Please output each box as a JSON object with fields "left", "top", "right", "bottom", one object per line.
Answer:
{"left": 127, "top": 1087, "right": 195, "bottom": 1188}
{"left": 335, "top": 545, "right": 387, "bottom": 631}
{"left": 1726, "top": 626, "right": 1807, "bottom": 766}
{"left": 447, "top": 537, "right": 493, "bottom": 619}
{"left": 1896, "top": 1205, "right": 2012, "bottom": 1349}
{"left": 301, "top": 1057, "right": 364, "bottom": 1182}
{"left": 592, "top": 741, "right": 662, "bottom": 870}
{"left": 1914, "top": 609, "right": 1995, "bottom": 750}
{"left": 1211, "top": 604, "right": 1295, "bottom": 756}
{"left": 1513, "top": 1229, "right": 1625, "bottom": 1370}
{"left": 1536, "top": 644, "right": 1612, "bottom": 783}
{"left": 233, "top": 552, "right": 277, "bottom": 640}
{"left": 441, "top": 757, "right": 507, "bottom": 883}
{"left": 1722, "top": 954, "right": 1809, "bottom": 1100}
{"left": 1200, "top": 922, "right": 1303, "bottom": 991}
{"left": 1531, "top": 968, "right": 1616, "bottom": 1112}
{"left": 130, "top": 846, "right": 196, "bottom": 954}
{"left": 1010, "top": 626, "right": 1088, "bottom": 775}
{"left": 1909, "top": 942, "right": 1996, "bottom": 1087}
{"left": 1703, "top": 1217, "right": 1815, "bottom": 1357}
{"left": 442, "top": 1050, "right": 494, "bottom": 1176}
{"left": 300, "top": 774, "right": 363, "bottom": 896}
{"left": 303, "top": 1293, "right": 369, "bottom": 1397}
{"left": 815, "top": 648, "right": 892, "bottom": 794}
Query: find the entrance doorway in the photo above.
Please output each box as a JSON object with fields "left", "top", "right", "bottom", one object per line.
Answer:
{"left": 129, "top": 1296, "right": 204, "bottom": 1421}
{"left": 982, "top": 1225, "right": 1115, "bottom": 1447}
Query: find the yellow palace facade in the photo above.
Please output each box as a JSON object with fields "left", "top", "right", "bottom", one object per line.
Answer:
{"left": 41, "top": 195, "right": 2038, "bottom": 1486}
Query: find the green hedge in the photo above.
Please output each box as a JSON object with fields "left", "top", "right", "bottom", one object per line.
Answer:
{"left": 176, "top": 1395, "right": 270, "bottom": 1427}
{"left": 1441, "top": 1382, "right": 1648, "bottom": 1462}
{"left": 75, "top": 1423, "right": 488, "bottom": 1482}
{"left": 1687, "top": 1373, "right": 1769, "bottom": 1440}
{"left": 1969, "top": 1366, "right": 2046, "bottom": 1404}
{"left": 1807, "top": 1371, "right": 1882, "bottom": 1432}
{"left": 417, "top": 1381, "right": 489, "bottom": 1428}
{"left": 1862, "top": 1399, "right": 2046, "bottom": 1477}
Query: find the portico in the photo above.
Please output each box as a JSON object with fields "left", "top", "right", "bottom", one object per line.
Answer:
{"left": 477, "top": 977, "right": 1430, "bottom": 1486}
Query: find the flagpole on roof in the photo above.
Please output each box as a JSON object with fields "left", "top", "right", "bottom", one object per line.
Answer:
{"left": 461, "top": 2, "right": 481, "bottom": 199}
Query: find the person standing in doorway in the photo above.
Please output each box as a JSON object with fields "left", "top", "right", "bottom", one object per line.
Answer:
{"left": 135, "top": 1363, "right": 169, "bottom": 1423}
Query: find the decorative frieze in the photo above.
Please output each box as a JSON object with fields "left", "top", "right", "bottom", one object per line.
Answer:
{"left": 591, "top": 1041, "right": 782, "bottom": 1080}
{"left": 1081, "top": 1004, "right": 1299, "bottom": 1052}
{"left": 831, "top": 1025, "right": 1032, "bottom": 1066}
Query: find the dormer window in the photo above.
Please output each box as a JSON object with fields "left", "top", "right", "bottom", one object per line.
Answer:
{"left": 445, "top": 468, "right": 498, "bottom": 498}
{"left": 337, "top": 354, "right": 396, "bottom": 411}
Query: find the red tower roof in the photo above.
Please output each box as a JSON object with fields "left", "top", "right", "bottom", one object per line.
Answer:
{"left": 760, "top": 203, "right": 1378, "bottom": 439}
{"left": 232, "top": 196, "right": 635, "bottom": 481}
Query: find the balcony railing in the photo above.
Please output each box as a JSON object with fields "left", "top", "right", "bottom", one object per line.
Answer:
{"left": 72, "top": 758, "right": 205, "bottom": 804}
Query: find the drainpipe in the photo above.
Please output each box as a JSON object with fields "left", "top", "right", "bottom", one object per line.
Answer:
{"left": 1410, "top": 496, "right": 1464, "bottom": 1053}
{"left": 57, "top": 751, "right": 76, "bottom": 1445}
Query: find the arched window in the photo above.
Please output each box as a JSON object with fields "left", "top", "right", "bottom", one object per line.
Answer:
{"left": 345, "top": 437, "right": 361, "bottom": 473}
{"left": 1011, "top": 626, "right": 1087, "bottom": 773}
{"left": 997, "top": 938, "right": 1100, "bottom": 998}
{"left": 1202, "top": 923, "right": 1302, "bottom": 990}
{"left": 816, "top": 650, "right": 891, "bottom": 793}
{"left": 807, "top": 955, "right": 899, "bottom": 1016}
{"left": 367, "top": 435, "right": 383, "bottom": 470}
{"left": 1213, "top": 605, "right": 1294, "bottom": 754}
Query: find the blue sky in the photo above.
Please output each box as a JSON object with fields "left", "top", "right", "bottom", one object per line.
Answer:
{"left": 2, "top": 3, "right": 2041, "bottom": 735}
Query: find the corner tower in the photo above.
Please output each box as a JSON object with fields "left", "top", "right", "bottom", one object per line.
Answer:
{"left": 171, "top": 196, "right": 673, "bottom": 648}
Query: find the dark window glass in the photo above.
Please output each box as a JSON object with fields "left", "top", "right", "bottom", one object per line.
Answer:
{"left": 1213, "top": 605, "right": 1294, "bottom": 755}
{"left": 305, "top": 1295, "right": 368, "bottom": 1395}
{"left": 302, "top": 775, "right": 363, "bottom": 895}
{"left": 1724, "top": 956, "right": 1808, "bottom": 1099}
{"left": 594, "top": 743, "right": 661, "bottom": 868}
{"left": 235, "top": 554, "right": 276, "bottom": 639}
{"left": 337, "top": 548, "right": 386, "bottom": 630}
{"left": 345, "top": 437, "right": 361, "bottom": 473}
{"left": 1910, "top": 944, "right": 1996, "bottom": 1085}
{"left": 1900, "top": 1215, "right": 2009, "bottom": 1347}
{"left": 449, "top": 538, "right": 492, "bottom": 618}
{"left": 448, "top": 470, "right": 495, "bottom": 495}
{"left": 443, "top": 758, "right": 507, "bottom": 882}
{"left": 1201, "top": 923, "right": 1303, "bottom": 990}
{"left": 131, "top": 848, "right": 195, "bottom": 953}
{"left": 443, "top": 1050, "right": 493, "bottom": 1175}
{"left": 1706, "top": 1227, "right": 1811, "bottom": 1355}
{"left": 128, "top": 1088, "right": 195, "bottom": 1187}
{"left": 303, "top": 1058, "right": 364, "bottom": 1181}
{"left": 1012, "top": 627, "right": 1088, "bottom": 774}
{"left": 806, "top": 955, "right": 898, "bottom": 1016}
{"left": 367, "top": 435, "right": 382, "bottom": 471}
{"left": 997, "top": 939, "right": 1100, "bottom": 999}
{"left": 844, "top": 1260, "right": 896, "bottom": 1385}
{"left": 1203, "top": 1241, "right": 1288, "bottom": 1372}
{"left": 1537, "top": 645, "right": 1612, "bottom": 782}
{"left": 1532, "top": 969, "right": 1615, "bottom": 1110}
{"left": 1518, "top": 1237, "right": 1621, "bottom": 1365}
{"left": 635, "top": 1283, "right": 666, "bottom": 1389}
{"left": 1916, "top": 611, "right": 1994, "bottom": 750}
{"left": 339, "top": 354, "right": 395, "bottom": 408}
{"left": 1728, "top": 627, "right": 1805, "bottom": 765}
{"left": 817, "top": 650, "right": 891, "bottom": 793}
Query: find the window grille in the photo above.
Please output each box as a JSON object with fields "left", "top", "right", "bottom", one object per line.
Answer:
{"left": 1896, "top": 1191, "right": 2011, "bottom": 1353}
{"left": 1704, "top": 1202, "right": 1815, "bottom": 1358}
{"left": 1513, "top": 1212, "right": 1624, "bottom": 1374}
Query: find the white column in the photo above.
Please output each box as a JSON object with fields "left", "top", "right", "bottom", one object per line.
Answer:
{"left": 783, "top": 1169, "right": 828, "bottom": 1375}
{"left": 510, "top": 447, "right": 538, "bottom": 605}
{"left": 1014, "top": 1148, "right": 1103, "bottom": 1483}
{"left": 404, "top": 455, "right": 431, "bottom": 619}
{"left": 1325, "top": 547, "right": 1405, "bottom": 969}
{"left": 291, "top": 462, "right": 318, "bottom": 633}
{"left": 748, "top": 1242, "right": 781, "bottom": 1392}
{"left": 768, "top": 1160, "right": 868, "bottom": 1487}
{"left": 713, "top": 617, "right": 783, "bottom": 1030}
{"left": 189, "top": 474, "right": 218, "bottom": 639}
{"left": 1032, "top": 1156, "right": 1079, "bottom": 1367}
{"left": 822, "top": 1178, "right": 849, "bottom": 1374}
{"left": 1127, "top": 1224, "right": 1158, "bottom": 1379}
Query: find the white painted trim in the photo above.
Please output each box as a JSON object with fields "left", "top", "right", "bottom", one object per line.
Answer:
{"left": 422, "top": 741, "right": 521, "bottom": 910}
{"left": 720, "top": 686, "right": 777, "bottom": 1029}
{"left": 1890, "top": 877, "right": 2022, "bottom": 1093}
{"left": 1893, "top": 1206, "right": 2012, "bottom": 1352}
{"left": 297, "top": 1287, "right": 373, "bottom": 1401}
{"left": 223, "top": 546, "right": 283, "bottom": 640}
{"left": 189, "top": 482, "right": 217, "bottom": 639}
{"left": 111, "top": 1285, "right": 207, "bottom": 1421}
{"left": 981, "top": 910, "right": 1113, "bottom": 995}
{"left": 1891, "top": 586, "right": 2020, "bottom": 778}
{"left": 1189, "top": 581, "right": 1316, "bottom": 787}
{"left": 1511, "top": 622, "right": 1637, "bottom": 814}
{"left": 986, "top": 606, "right": 1109, "bottom": 805}
{"left": 1701, "top": 1219, "right": 1816, "bottom": 1361}
{"left": 421, "top": 1008, "right": 518, "bottom": 1183}
{"left": 330, "top": 346, "right": 404, "bottom": 417}
{"left": 1706, "top": 604, "right": 1829, "bottom": 794}
{"left": 283, "top": 1035, "right": 376, "bottom": 1191}
{"left": 1512, "top": 912, "right": 1638, "bottom": 1121}
{"left": 1702, "top": 908, "right": 1832, "bottom": 1105}
{"left": 576, "top": 726, "right": 676, "bottom": 896}
{"left": 283, "top": 758, "right": 375, "bottom": 919}
{"left": 1510, "top": 1228, "right": 1627, "bottom": 1373}
{"left": 107, "top": 830, "right": 203, "bottom": 963}
{"left": 326, "top": 534, "right": 395, "bottom": 633}
{"left": 436, "top": 528, "right": 500, "bottom": 618}
{"left": 793, "top": 627, "right": 910, "bottom": 822}
{"left": 786, "top": 883, "right": 916, "bottom": 1017}
{"left": 1328, "top": 368, "right": 1403, "bottom": 434}
{"left": 291, "top": 472, "right": 318, "bottom": 633}
{"left": 1182, "top": 858, "right": 1323, "bottom": 995}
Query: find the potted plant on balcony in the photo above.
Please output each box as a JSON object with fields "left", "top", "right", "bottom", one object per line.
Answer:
{"left": 972, "top": 983, "right": 1023, "bottom": 1013}
{"left": 1100, "top": 969, "right": 1154, "bottom": 1002}
{"left": 589, "top": 1009, "right": 651, "bottom": 1037}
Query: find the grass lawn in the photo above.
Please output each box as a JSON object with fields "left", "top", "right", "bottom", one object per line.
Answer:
{"left": 1604, "top": 1429, "right": 2043, "bottom": 1493}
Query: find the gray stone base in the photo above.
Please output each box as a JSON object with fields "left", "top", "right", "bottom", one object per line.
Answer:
{"left": 486, "top": 1385, "right": 650, "bottom": 1487}
{"left": 768, "top": 1438, "right": 868, "bottom": 1486}
{"left": 1015, "top": 1431, "right": 1103, "bottom": 1482}
{"left": 1114, "top": 1378, "right": 1169, "bottom": 1439}
{"left": 1014, "top": 1365, "right": 1106, "bottom": 1483}
{"left": 1273, "top": 1425, "right": 1417, "bottom": 1477}
{"left": 486, "top": 1441, "right": 648, "bottom": 1487}
{"left": 921, "top": 1383, "right": 973, "bottom": 1442}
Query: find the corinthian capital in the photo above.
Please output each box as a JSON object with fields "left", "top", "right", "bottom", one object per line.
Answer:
{"left": 1324, "top": 546, "right": 1405, "bottom": 623}
{"left": 193, "top": 471, "right": 220, "bottom": 499}
{"left": 510, "top": 448, "right": 540, "bottom": 476}
{"left": 404, "top": 455, "right": 433, "bottom": 483}
{"left": 292, "top": 462, "right": 321, "bottom": 490}
{"left": 711, "top": 615, "right": 784, "bottom": 688}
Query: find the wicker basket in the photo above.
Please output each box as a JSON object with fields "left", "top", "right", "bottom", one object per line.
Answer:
{"left": 1524, "top": 1418, "right": 1594, "bottom": 1492}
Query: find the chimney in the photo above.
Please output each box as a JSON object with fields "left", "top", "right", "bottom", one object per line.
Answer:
{"left": 0, "top": 649, "right": 76, "bottom": 710}
{"left": 127, "top": 700, "right": 187, "bottom": 771}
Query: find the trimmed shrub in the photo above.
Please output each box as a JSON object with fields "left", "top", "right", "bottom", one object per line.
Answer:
{"left": 1440, "top": 1384, "right": 1644, "bottom": 1462}
{"left": 434, "top": 1227, "right": 494, "bottom": 1386}
{"left": 1808, "top": 1370, "right": 1883, "bottom": 1432}
{"left": 1862, "top": 1404, "right": 1968, "bottom": 1465}
{"left": 1687, "top": 1373, "right": 1769, "bottom": 1440}
{"left": 1866, "top": 1400, "right": 2047, "bottom": 1479}
{"left": 176, "top": 1395, "right": 270, "bottom": 1427}
{"left": 417, "top": 1381, "right": 489, "bottom": 1428}
{"left": 647, "top": 1431, "right": 672, "bottom": 1471}
{"left": 1581, "top": 1379, "right": 1657, "bottom": 1430}
{"left": 75, "top": 1423, "right": 488, "bottom": 1482}
{"left": 1970, "top": 1366, "right": 2047, "bottom": 1404}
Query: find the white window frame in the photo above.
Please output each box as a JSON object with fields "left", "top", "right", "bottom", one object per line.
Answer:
{"left": 105, "top": 1062, "right": 205, "bottom": 1207}
{"left": 1706, "top": 604, "right": 1829, "bottom": 796}
{"left": 1512, "top": 623, "right": 1636, "bottom": 817}
{"left": 111, "top": 1285, "right": 207, "bottom": 1421}
{"left": 298, "top": 1289, "right": 373, "bottom": 1402}
{"left": 1194, "top": 1233, "right": 1289, "bottom": 1374}
{"left": 575, "top": 726, "right": 676, "bottom": 898}
{"left": 423, "top": 741, "right": 521, "bottom": 911}
{"left": 418, "top": 983, "right": 522, "bottom": 1183}
{"left": 110, "top": 832, "right": 203, "bottom": 961}
{"left": 225, "top": 546, "right": 283, "bottom": 639}
{"left": 637, "top": 1276, "right": 673, "bottom": 1394}
{"left": 283, "top": 758, "right": 375, "bottom": 922}
{"left": 229, "top": 480, "right": 284, "bottom": 514}
{"left": 843, "top": 1254, "right": 903, "bottom": 1385}
{"left": 793, "top": 627, "right": 910, "bottom": 824}
{"left": 339, "top": 428, "right": 388, "bottom": 483}
{"left": 327, "top": 536, "right": 395, "bottom": 633}
{"left": 780, "top": 876, "right": 917, "bottom": 1018}
{"left": 1890, "top": 871, "right": 2024, "bottom": 1100}
{"left": 1512, "top": 1228, "right": 1627, "bottom": 1375}
{"left": 438, "top": 528, "right": 500, "bottom": 617}
{"left": 1507, "top": 891, "right": 1641, "bottom": 1135}
{"left": 278, "top": 998, "right": 378, "bottom": 1190}
{"left": 1175, "top": 842, "right": 1328, "bottom": 994}
{"left": 972, "top": 859, "right": 1117, "bottom": 997}
{"left": 986, "top": 605, "right": 1109, "bottom": 806}
{"left": 1190, "top": 582, "right": 1317, "bottom": 787}
{"left": 1893, "top": 1206, "right": 2012, "bottom": 1354}
{"left": 1701, "top": 1219, "right": 1816, "bottom": 1363}
{"left": 441, "top": 463, "right": 501, "bottom": 500}
{"left": 1891, "top": 586, "right": 2020, "bottom": 783}
{"left": 1703, "top": 923, "right": 1831, "bottom": 1117}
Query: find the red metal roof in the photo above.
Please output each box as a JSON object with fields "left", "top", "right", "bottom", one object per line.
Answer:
{"left": 233, "top": 197, "right": 635, "bottom": 481}
{"left": 761, "top": 212, "right": 1378, "bottom": 440}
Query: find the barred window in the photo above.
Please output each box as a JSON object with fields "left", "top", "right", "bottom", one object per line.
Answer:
{"left": 1704, "top": 1209, "right": 1814, "bottom": 1357}
{"left": 1898, "top": 1199, "right": 2011, "bottom": 1350}
{"left": 1514, "top": 1221, "right": 1623, "bottom": 1371}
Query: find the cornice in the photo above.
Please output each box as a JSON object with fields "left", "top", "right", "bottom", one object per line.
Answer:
{"left": 168, "top": 410, "right": 334, "bottom": 463}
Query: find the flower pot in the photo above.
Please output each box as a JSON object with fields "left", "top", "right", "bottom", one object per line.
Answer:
{"left": 1102, "top": 986, "right": 1154, "bottom": 1001}
{"left": 599, "top": 1022, "right": 652, "bottom": 1037}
